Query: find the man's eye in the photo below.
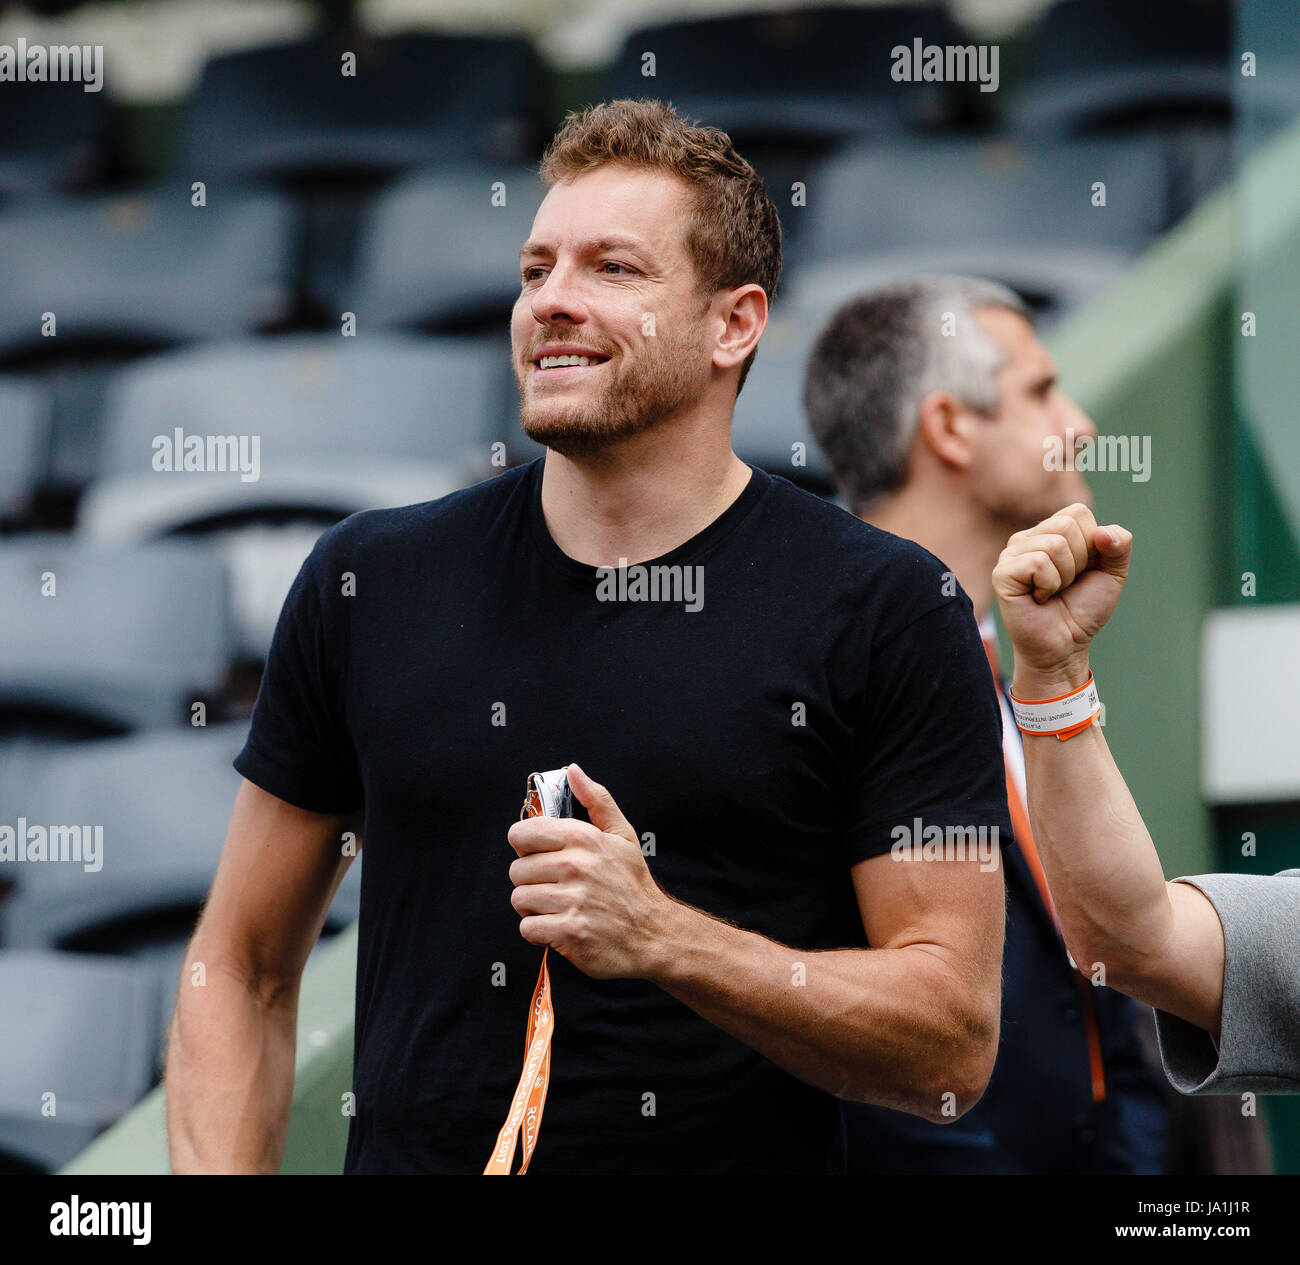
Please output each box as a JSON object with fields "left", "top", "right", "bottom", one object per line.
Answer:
{"left": 601, "top": 262, "right": 633, "bottom": 275}
{"left": 522, "top": 267, "right": 545, "bottom": 283}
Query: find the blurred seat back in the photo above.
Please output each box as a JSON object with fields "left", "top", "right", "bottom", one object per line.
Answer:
{"left": 0, "top": 185, "right": 295, "bottom": 363}
{"left": 177, "top": 32, "right": 545, "bottom": 183}
{"left": 342, "top": 164, "right": 543, "bottom": 331}
{"left": 1008, "top": 0, "right": 1232, "bottom": 136}
{"left": 0, "top": 377, "right": 48, "bottom": 522}
{"left": 1, "top": 723, "right": 360, "bottom": 947}
{"left": 78, "top": 334, "right": 506, "bottom": 653}
{"left": 0, "top": 537, "right": 233, "bottom": 736}
{"left": 0, "top": 951, "right": 157, "bottom": 1173}
{"left": 796, "top": 137, "right": 1169, "bottom": 266}
{"left": 0, "top": 79, "right": 113, "bottom": 201}
{"left": 606, "top": 5, "right": 970, "bottom": 150}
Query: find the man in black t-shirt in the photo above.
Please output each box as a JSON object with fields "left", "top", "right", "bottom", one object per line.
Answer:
{"left": 164, "top": 100, "right": 1011, "bottom": 1175}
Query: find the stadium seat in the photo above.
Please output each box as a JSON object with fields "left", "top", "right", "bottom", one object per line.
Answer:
{"left": 0, "top": 377, "right": 49, "bottom": 522}
{"left": 786, "top": 137, "right": 1168, "bottom": 322}
{"left": 0, "top": 721, "right": 362, "bottom": 943}
{"left": 730, "top": 304, "right": 832, "bottom": 491}
{"left": 176, "top": 32, "right": 545, "bottom": 183}
{"left": 339, "top": 164, "right": 543, "bottom": 332}
{"left": 1007, "top": 0, "right": 1232, "bottom": 136}
{"left": 0, "top": 79, "right": 113, "bottom": 201}
{"left": 0, "top": 724, "right": 362, "bottom": 1061}
{"left": 0, "top": 951, "right": 158, "bottom": 1173}
{"left": 0, "top": 185, "right": 296, "bottom": 363}
{"left": 605, "top": 5, "right": 970, "bottom": 150}
{"left": 77, "top": 333, "right": 508, "bottom": 653}
{"left": 90, "top": 332, "right": 505, "bottom": 484}
{"left": 0, "top": 537, "right": 233, "bottom": 736}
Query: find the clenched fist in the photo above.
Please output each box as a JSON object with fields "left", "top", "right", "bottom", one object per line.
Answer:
{"left": 992, "top": 503, "right": 1133, "bottom": 698}
{"left": 507, "top": 763, "right": 671, "bottom": 980}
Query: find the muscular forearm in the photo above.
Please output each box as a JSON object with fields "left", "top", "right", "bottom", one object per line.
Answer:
{"left": 644, "top": 899, "right": 999, "bottom": 1122}
{"left": 165, "top": 947, "right": 300, "bottom": 1174}
{"left": 1014, "top": 662, "right": 1225, "bottom": 1034}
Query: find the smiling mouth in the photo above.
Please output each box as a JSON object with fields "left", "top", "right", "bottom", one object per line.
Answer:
{"left": 531, "top": 352, "right": 611, "bottom": 376}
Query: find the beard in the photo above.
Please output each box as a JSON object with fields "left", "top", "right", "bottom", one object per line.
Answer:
{"left": 516, "top": 321, "right": 710, "bottom": 458}
{"left": 987, "top": 489, "right": 1086, "bottom": 540}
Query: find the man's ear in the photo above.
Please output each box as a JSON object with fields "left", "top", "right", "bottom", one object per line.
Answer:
{"left": 916, "top": 390, "right": 978, "bottom": 473}
{"left": 712, "top": 284, "right": 767, "bottom": 374}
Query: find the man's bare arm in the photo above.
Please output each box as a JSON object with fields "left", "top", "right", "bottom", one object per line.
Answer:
{"left": 510, "top": 765, "right": 1005, "bottom": 1122}
{"left": 645, "top": 852, "right": 1005, "bottom": 1121}
{"left": 993, "top": 505, "right": 1226, "bottom": 1037}
{"left": 164, "top": 779, "right": 358, "bottom": 1173}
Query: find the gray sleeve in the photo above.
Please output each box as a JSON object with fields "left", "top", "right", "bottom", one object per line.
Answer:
{"left": 1153, "top": 869, "right": 1300, "bottom": 1095}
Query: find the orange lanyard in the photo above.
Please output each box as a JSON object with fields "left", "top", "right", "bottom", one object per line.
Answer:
{"left": 484, "top": 951, "right": 555, "bottom": 1174}
{"left": 484, "top": 773, "right": 566, "bottom": 1174}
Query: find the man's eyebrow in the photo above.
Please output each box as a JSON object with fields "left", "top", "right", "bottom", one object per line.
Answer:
{"left": 519, "top": 235, "right": 654, "bottom": 260}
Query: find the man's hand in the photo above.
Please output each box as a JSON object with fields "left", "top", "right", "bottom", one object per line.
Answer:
{"left": 992, "top": 503, "right": 1133, "bottom": 694}
{"left": 507, "top": 763, "right": 671, "bottom": 979}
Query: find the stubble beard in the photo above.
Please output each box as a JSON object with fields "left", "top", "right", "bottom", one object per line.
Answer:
{"left": 517, "top": 322, "right": 710, "bottom": 459}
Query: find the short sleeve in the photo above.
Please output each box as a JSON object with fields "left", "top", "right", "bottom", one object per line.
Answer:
{"left": 233, "top": 528, "right": 364, "bottom": 814}
{"left": 844, "top": 595, "right": 1013, "bottom": 867}
{"left": 1153, "top": 869, "right": 1300, "bottom": 1094}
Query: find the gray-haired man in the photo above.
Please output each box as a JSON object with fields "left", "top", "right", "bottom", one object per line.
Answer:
{"left": 806, "top": 276, "right": 1168, "bottom": 1173}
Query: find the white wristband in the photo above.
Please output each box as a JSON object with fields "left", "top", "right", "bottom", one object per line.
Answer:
{"left": 1009, "top": 674, "right": 1101, "bottom": 739}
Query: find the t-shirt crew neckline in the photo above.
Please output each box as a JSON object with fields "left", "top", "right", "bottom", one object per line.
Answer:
{"left": 524, "top": 455, "right": 770, "bottom": 587}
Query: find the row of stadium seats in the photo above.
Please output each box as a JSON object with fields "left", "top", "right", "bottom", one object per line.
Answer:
{"left": 0, "top": 714, "right": 360, "bottom": 1173}
{"left": 0, "top": 130, "right": 1201, "bottom": 359}
{"left": 0, "top": 538, "right": 347, "bottom": 1170}
{"left": 0, "top": 130, "right": 1202, "bottom": 515}
{"left": 1, "top": 130, "right": 1199, "bottom": 352}
{"left": 4, "top": 0, "right": 1291, "bottom": 202}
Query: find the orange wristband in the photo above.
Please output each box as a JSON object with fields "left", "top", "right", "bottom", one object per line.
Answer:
{"left": 1009, "top": 673, "right": 1101, "bottom": 740}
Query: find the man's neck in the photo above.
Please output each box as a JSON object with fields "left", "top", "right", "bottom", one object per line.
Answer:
{"left": 866, "top": 490, "right": 1003, "bottom": 624}
{"left": 538, "top": 425, "right": 752, "bottom": 568}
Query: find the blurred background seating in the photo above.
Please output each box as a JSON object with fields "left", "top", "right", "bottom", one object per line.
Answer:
{"left": 0, "top": 951, "right": 158, "bottom": 1173}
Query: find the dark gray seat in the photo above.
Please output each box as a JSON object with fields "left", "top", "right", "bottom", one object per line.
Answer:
{"left": 0, "top": 537, "right": 233, "bottom": 734}
{"left": 91, "top": 332, "right": 506, "bottom": 486}
{"left": 1006, "top": 0, "right": 1232, "bottom": 136}
{"left": 0, "top": 950, "right": 158, "bottom": 1172}
{"left": 0, "top": 79, "right": 112, "bottom": 200}
{"left": 0, "top": 724, "right": 362, "bottom": 1061}
{"left": 0, "top": 185, "right": 295, "bottom": 362}
{"left": 605, "top": 6, "right": 970, "bottom": 147}
{"left": 730, "top": 305, "right": 832, "bottom": 489}
{"left": 78, "top": 333, "right": 504, "bottom": 654}
{"left": 176, "top": 32, "right": 545, "bottom": 182}
{"left": 794, "top": 137, "right": 1169, "bottom": 267}
{"left": 786, "top": 137, "right": 1168, "bottom": 323}
{"left": 0, "top": 376, "right": 47, "bottom": 520}
{"left": 342, "top": 164, "right": 543, "bottom": 331}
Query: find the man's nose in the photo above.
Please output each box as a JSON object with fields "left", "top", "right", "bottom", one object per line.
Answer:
{"left": 531, "top": 262, "right": 588, "bottom": 327}
{"left": 1062, "top": 393, "right": 1097, "bottom": 440}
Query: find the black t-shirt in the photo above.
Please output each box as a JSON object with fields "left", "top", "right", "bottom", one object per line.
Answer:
{"left": 234, "top": 457, "right": 1013, "bottom": 1174}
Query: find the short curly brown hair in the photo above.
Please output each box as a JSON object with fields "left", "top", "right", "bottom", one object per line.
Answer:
{"left": 539, "top": 98, "right": 781, "bottom": 396}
